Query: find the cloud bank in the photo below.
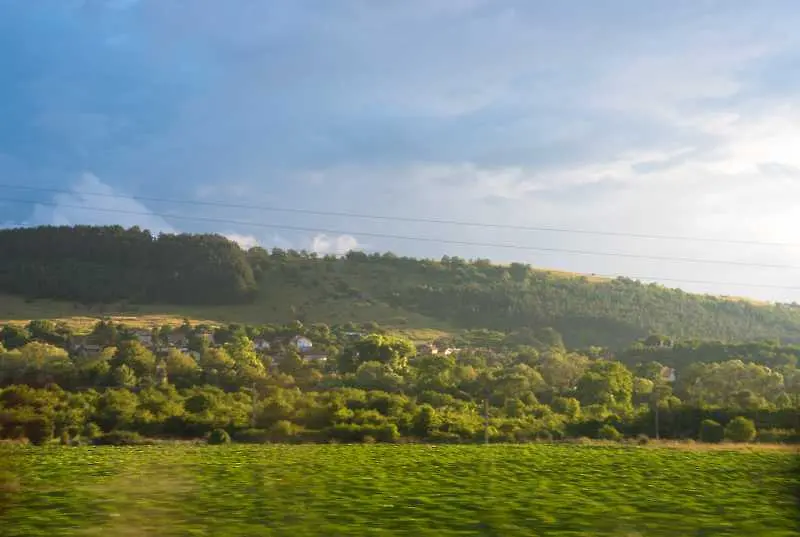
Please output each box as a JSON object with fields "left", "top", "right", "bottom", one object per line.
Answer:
{"left": 3, "top": 1, "right": 800, "bottom": 301}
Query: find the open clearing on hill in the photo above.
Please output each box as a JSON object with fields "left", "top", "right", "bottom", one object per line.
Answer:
{"left": 2, "top": 444, "right": 797, "bottom": 537}
{"left": 0, "top": 293, "right": 451, "bottom": 342}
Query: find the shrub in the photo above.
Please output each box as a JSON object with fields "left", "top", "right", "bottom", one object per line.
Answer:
{"left": 724, "top": 417, "right": 757, "bottom": 443}
{"left": 233, "top": 428, "right": 271, "bottom": 444}
{"left": 429, "top": 431, "right": 462, "bottom": 444}
{"left": 82, "top": 422, "right": 102, "bottom": 440}
{"left": 207, "top": 429, "right": 232, "bottom": 445}
{"left": 93, "top": 431, "right": 145, "bottom": 446}
{"left": 636, "top": 434, "right": 650, "bottom": 445}
{"left": 756, "top": 429, "right": 797, "bottom": 444}
{"left": 269, "top": 420, "right": 296, "bottom": 441}
{"left": 597, "top": 424, "right": 621, "bottom": 441}
{"left": 699, "top": 419, "right": 724, "bottom": 443}
{"left": 25, "top": 418, "right": 54, "bottom": 446}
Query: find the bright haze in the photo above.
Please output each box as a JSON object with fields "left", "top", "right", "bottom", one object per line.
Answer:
{"left": 2, "top": 1, "right": 800, "bottom": 303}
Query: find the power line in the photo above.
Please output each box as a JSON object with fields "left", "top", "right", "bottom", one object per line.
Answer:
{"left": 0, "top": 182, "right": 797, "bottom": 248}
{"left": 2, "top": 196, "right": 800, "bottom": 272}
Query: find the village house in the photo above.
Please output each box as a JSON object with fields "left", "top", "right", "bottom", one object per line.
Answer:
{"left": 167, "top": 333, "right": 189, "bottom": 348}
{"left": 197, "top": 330, "right": 216, "bottom": 347}
{"left": 253, "top": 338, "right": 271, "bottom": 352}
{"left": 132, "top": 329, "right": 154, "bottom": 348}
{"left": 416, "top": 343, "right": 439, "bottom": 355}
{"left": 302, "top": 353, "right": 328, "bottom": 363}
{"left": 290, "top": 335, "right": 313, "bottom": 353}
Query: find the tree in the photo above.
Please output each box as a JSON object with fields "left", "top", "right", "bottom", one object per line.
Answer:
{"left": 353, "top": 362, "right": 404, "bottom": 392}
{"left": 340, "top": 334, "right": 415, "bottom": 374}
{"left": 0, "top": 325, "right": 30, "bottom": 350}
{"left": 576, "top": 361, "right": 633, "bottom": 407}
{"left": 93, "top": 389, "right": 139, "bottom": 431}
{"left": 412, "top": 404, "right": 441, "bottom": 438}
{"left": 111, "top": 365, "right": 138, "bottom": 389}
{"left": 164, "top": 349, "right": 200, "bottom": 386}
{"left": 597, "top": 424, "right": 621, "bottom": 441}
{"left": 724, "top": 416, "right": 757, "bottom": 443}
{"left": 112, "top": 341, "right": 156, "bottom": 378}
{"left": 537, "top": 351, "right": 589, "bottom": 393}
{"left": 207, "top": 428, "right": 231, "bottom": 445}
{"left": 699, "top": 419, "right": 724, "bottom": 443}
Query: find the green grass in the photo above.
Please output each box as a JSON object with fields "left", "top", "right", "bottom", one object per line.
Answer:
{"left": 0, "top": 290, "right": 452, "bottom": 340}
{"left": 2, "top": 444, "right": 797, "bottom": 536}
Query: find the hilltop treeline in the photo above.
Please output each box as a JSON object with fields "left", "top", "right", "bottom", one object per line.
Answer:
{"left": 0, "top": 226, "right": 256, "bottom": 304}
{"left": 3, "top": 225, "right": 800, "bottom": 347}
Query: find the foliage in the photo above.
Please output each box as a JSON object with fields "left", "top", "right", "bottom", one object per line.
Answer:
{"left": 597, "top": 424, "right": 622, "bottom": 441}
{"left": 92, "top": 430, "right": 145, "bottom": 446}
{"left": 1, "top": 445, "right": 797, "bottom": 537}
{"left": 207, "top": 428, "right": 231, "bottom": 445}
{"left": 0, "top": 226, "right": 256, "bottom": 305}
{"left": 724, "top": 417, "right": 757, "bottom": 443}
{"left": 0, "top": 317, "right": 797, "bottom": 445}
{"left": 5, "top": 226, "right": 800, "bottom": 347}
{"left": 699, "top": 419, "right": 725, "bottom": 443}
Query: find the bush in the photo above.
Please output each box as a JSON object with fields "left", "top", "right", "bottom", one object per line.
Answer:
{"left": 635, "top": 434, "right": 650, "bottom": 445}
{"left": 724, "top": 417, "right": 757, "bottom": 443}
{"left": 207, "top": 429, "right": 231, "bottom": 445}
{"left": 429, "top": 431, "right": 462, "bottom": 444}
{"left": 269, "top": 420, "right": 296, "bottom": 441}
{"left": 233, "top": 428, "right": 271, "bottom": 444}
{"left": 699, "top": 419, "right": 724, "bottom": 443}
{"left": 597, "top": 424, "right": 621, "bottom": 441}
{"left": 756, "top": 429, "right": 798, "bottom": 444}
{"left": 25, "top": 418, "right": 54, "bottom": 446}
{"left": 93, "top": 431, "right": 145, "bottom": 446}
{"left": 82, "top": 422, "right": 103, "bottom": 440}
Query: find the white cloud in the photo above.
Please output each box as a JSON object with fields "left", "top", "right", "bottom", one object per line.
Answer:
{"left": 29, "top": 172, "right": 175, "bottom": 234}
{"left": 311, "top": 234, "right": 360, "bottom": 255}
{"left": 224, "top": 233, "right": 260, "bottom": 250}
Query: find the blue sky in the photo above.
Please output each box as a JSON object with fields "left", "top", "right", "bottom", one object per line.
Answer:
{"left": 3, "top": 0, "right": 800, "bottom": 302}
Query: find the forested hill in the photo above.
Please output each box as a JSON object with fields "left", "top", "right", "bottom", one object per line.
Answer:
{"left": 0, "top": 226, "right": 256, "bottom": 304}
{"left": 2, "top": 225, "right": 800, "bottom": 348}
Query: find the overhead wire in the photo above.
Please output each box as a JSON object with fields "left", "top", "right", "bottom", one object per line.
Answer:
{"left": 1, "top": 196, "right": 799, "bottom": 272}
{"left": 0, "top": 182, "right": 797, "bottom": 248}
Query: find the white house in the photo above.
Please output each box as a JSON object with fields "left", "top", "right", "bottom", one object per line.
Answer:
{"left": 254, "top": 338, "right": 271, "bottom": 351}
{"left": 290, "top": 335, "right": 313, "bottom": 353}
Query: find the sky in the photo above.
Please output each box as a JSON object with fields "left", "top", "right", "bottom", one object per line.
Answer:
{"left": 2, "top": 0, "right": 800, "bottom": 302}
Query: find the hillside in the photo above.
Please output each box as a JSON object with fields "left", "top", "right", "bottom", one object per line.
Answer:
{"left": 2, "top": 225, "right": 800, "bottom": 348}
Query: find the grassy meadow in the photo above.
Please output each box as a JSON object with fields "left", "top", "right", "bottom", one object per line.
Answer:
{"left": 2, "top": 444, "right": 797, "bottom": 537}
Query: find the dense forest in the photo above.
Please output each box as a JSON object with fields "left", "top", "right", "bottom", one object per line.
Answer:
{"left": 2, "top": 225, "right": 800, "bottom": 348}
{"left": 0, "top": 226, "right": 256, "bottom": 304}
{"left": 0, "top": 319, "right": 797, "bottom": 446}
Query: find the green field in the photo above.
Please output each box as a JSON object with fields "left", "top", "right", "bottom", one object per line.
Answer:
{"left": 2, "top": 445, "right": 797, "bottom": 536}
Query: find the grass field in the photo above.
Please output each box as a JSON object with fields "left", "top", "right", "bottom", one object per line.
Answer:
{"left": 0, "top": 292, "right": 450, "bottom": 342}
{"left": 2, "top": 444, "right": 797, "bottom": 537}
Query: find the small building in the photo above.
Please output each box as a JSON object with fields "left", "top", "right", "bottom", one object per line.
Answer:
{"left": 660, "top": 366, "right": 677, "bottom": 383}
{"left": 302, "top": 353, "right": 328, "bottom": 363}
{"left": 417, "top": 343, "right": 439, "bottom": 355}
{"left": 167, "top": 333, "right": 188, "bottom": 348}
{"left": 290, "top": 335, "right": 313, "bottom": 353}
{"left": 132, "top": 330, "right": 154, "bottom": 348}
{"left": 253, "top": 338, "right": 271, "bottom": 352}
{"left": 197, "top": 331, "right": 216, "bottom": 347}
